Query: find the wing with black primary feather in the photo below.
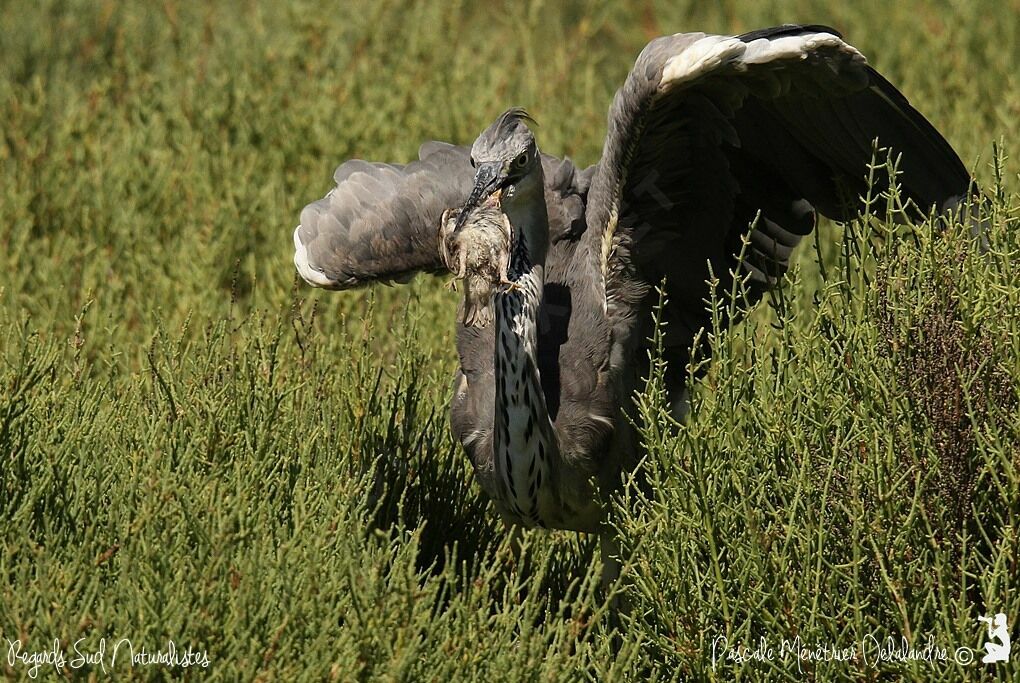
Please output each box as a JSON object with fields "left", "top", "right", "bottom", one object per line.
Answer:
{"left": 583, "top": 24, "right": 974, "bottom": 404}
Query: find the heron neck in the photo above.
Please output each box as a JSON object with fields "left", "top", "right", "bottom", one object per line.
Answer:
{"left": 502, "top": 165, "right": 548, "bottom": 274}
{"left": 492, "top": 259, "right": 555, "bottom": 526}
{"left": 491, "top": 192, "right": 557, "bottom": 526}
{"left": 497, "top": 252, "right": 542, "bottom": 349}
{"left": 498, "top": 164, "right": 548, "bottom": 387}
{"left": 498, "top": 168, "right": 548, "bottom": 401}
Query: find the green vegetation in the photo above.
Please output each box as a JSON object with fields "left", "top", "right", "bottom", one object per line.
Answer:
{"left": 1, "top": 1, "right": 1017, "bottom": 680}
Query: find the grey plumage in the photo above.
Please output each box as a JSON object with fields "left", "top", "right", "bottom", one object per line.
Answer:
{"left": 294, "top": 26, "right": 975, "bottom": 541}
{"left": 294, "top": 141, "right": 475, "bottom": 289}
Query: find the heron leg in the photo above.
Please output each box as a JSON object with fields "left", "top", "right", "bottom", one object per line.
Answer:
{"left": 599, "top": 527, "right": 623, "bottom": 602}
{"left": 598, "top": 423, "right": 643, "bottom": 627}
{"left": 669, "top": 385, "right": 691, "bottom": 423}
{"left": 499, "top": 518, "right": 525, "bottom": 576}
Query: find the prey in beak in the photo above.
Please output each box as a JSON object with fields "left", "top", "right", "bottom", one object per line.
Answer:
{"left": 438, "top": 188, "right": 512, "bottom": 327}
{"left": 455, "top": 161, "right": 510, "bottom": 232}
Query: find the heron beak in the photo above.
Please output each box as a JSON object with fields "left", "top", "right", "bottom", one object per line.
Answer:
{"left": 456, "top": 161, "right": 506, "bottom": 231}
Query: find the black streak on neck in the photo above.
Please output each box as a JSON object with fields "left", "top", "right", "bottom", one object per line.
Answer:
{"left": 506, "top": 231, "right": 532, "bottom": 281}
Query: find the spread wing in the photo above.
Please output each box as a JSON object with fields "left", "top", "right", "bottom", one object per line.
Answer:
{"left": 582, "top": 24, "right": 973, "bottom": 391}
{"left": 293, "top": 141, "right": 475, "bottom": 289}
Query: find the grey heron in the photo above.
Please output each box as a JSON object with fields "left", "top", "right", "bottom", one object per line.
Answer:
{"left": 293, "top": 25, "right": 975, "bottom": 566}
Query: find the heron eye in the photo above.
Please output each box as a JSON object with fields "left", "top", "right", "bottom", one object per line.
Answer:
{"left": 469, "top": 156, "right": 476, "bottom": 168}
{"left": 515, "top": 152, "right": 529, "bottom": 168}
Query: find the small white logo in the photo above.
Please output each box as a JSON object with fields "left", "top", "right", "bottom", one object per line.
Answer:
{"left": 977, "top": 613, "right": 1011, "bottom": 664}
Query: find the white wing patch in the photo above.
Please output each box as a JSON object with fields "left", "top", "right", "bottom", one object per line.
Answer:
{"left": 661, "top": 31, "right": 865, "bottom": 90}
{"left": 741, "top": 33, "right": 862, "bottom": 65}
{"left": 661, "top": 35, "right": 746, "bottom": 86}
{"left": 293, "top": 225, "right": 339, "bottom": 288}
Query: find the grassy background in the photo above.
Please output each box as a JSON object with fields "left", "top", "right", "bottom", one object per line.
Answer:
{"left": 1, "top": 0, "right": 1018, "bottom": 680}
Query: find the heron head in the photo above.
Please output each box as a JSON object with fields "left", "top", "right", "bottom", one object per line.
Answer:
{"left": 456, "top": 107, "right": 540, "bottom": 233}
